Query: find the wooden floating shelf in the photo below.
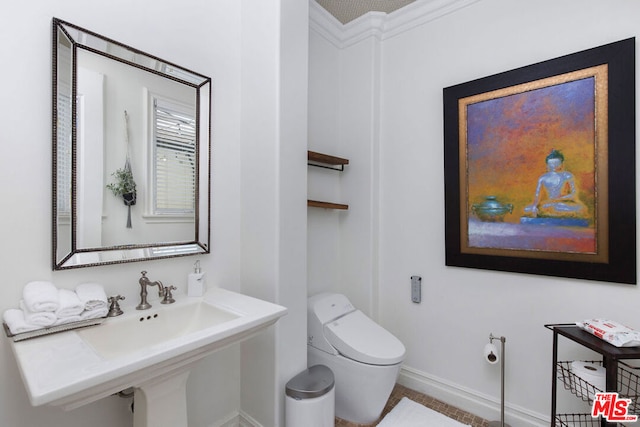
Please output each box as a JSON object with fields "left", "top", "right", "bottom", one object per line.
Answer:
{"left": 307, "top": 200, "right": 349, "bottom": 210}
{"left": 308, "top": 150, "right": 349, "bottom": 166}
{"left": 307, "top": 151, "right": 349, "bottom": 210}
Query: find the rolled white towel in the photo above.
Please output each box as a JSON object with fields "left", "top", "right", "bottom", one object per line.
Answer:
{"left": 22, "top": 281, "right": 59, "bottom": 312}
{"left": 55, "top": 289, "right": 85, "bottom": 317}
{"left": 53, "top": 315, "right": 82, "bottom": 326}
{"left": 19, "top": 301, "right": 57, "bottom": 327}
{"left": 75, "top": 283, "right": 108, "bottom": 311}
{"left": 3, "top": 309, "right": 40, "bottom": 335}
{"left": 79, "top": 307, "right": 108, "bottom": 320}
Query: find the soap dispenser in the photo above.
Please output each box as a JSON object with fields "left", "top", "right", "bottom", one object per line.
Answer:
{"left": 187, "top": 260, "right": 206, "bottom": 297}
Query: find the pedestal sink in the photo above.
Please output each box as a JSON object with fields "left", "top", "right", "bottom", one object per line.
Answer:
{"left": 8, "top": 287, "right": 287, "bottom": 427}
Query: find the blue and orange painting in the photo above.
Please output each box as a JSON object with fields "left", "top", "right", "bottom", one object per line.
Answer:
{"left": 463, "top": 71, "right": 605, "bottom": 255}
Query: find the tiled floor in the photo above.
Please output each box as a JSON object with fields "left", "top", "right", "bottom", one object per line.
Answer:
{"left": 335, "top": 383, "right": 489, "bottom": 427}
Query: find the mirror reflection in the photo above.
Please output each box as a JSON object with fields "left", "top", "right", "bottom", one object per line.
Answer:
{"left": 53, "top": 18, "right": 211, "bottom": 269}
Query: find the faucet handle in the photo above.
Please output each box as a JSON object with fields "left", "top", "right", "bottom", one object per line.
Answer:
{"left": 161, "top": 286, "right": 177, "bottom": 305}
{"left": 107, "top": 295, "right": 125, "bottom": 317}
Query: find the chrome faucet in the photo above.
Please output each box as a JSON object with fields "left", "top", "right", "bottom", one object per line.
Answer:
{"left": 136, "top": 271, "right": 165, "bottom": 310}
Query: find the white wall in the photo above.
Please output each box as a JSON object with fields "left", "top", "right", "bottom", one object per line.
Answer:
{"left": 240, "top": 0, "right": 309, "bottom": 426}
{"left": 309, "top": 0, "right": 640, "bottom": 425}
{"left": 307, "top": 31, "right": 342, "bottom": 297}
{"left": 0, "top": 1, "right": 307, "bottom": 426}
{"left": 307, "top": 16, "right": 382, "bottom": 315}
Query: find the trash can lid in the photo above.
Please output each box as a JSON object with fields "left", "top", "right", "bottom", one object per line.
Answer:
{"left": 285, "top": 364, "right": 334, "bottom": 400}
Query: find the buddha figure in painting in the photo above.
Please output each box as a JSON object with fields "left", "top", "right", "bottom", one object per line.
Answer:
{"left": 523, "top": 149, "right": 587, "bottom": 219}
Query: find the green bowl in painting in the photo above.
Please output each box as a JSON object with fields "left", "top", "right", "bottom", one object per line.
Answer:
{"left": 471, "top": 196, "right": 513, "bottom": 222}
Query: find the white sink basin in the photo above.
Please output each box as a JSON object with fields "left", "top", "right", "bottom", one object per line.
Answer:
{"left": 9, "top": 287, "right": 287, "bottom": 427}
{"left": 77, "top": 300, "right": 239, "bottom": 359}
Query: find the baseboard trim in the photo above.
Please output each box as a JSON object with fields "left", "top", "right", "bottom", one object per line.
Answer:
{"left": 208, "top": 411, "right": 244, "bottom": 427}
{"left": 238, "top": 410, "right": 263, "bottom": 427}
{"left": 398, "top": 366, "right": 548, "bottom": 427}
{"left": 210, "top": 367, "right": 548, "bottom": 427}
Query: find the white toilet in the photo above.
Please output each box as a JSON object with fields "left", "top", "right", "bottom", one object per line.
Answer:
{"left": 307, "top": 293, "right": 406, "bottom": 424}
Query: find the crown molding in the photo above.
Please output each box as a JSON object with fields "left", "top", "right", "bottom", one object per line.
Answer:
{"left": 309, "top": 0, "right": 482, "bottom": 49}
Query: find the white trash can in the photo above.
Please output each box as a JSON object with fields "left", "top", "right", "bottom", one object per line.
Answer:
{"left": 285, "top": 364, "right": 335, "bottom": 427}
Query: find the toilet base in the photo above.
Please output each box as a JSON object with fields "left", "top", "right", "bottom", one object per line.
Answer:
{"left": 308, "top": 346, "right": 401, "bottom": 425}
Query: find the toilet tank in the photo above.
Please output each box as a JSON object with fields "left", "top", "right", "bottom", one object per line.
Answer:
{"left": 307, "top": 293, "right": 356, "bottom": 355}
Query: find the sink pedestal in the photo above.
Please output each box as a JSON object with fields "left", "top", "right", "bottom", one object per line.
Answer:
{"left": 133, "top": 369, "right": 191, "bottom": 427}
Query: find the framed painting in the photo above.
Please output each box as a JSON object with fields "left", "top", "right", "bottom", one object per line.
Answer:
{"left": 443, "top": 38, "right": 636, "bottom": 284}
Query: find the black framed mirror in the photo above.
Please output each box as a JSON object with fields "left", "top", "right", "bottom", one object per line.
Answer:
{"left": 53, "top": 18, "right": 211, "bottom": 269}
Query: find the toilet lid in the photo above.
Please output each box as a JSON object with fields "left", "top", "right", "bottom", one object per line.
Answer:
{"left": 324, "top": 310, "right": 405, "bottom": 366}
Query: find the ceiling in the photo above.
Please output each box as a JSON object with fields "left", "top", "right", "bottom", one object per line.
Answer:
{"left": 315, "top": 0, "right": 417, "bottom": 24}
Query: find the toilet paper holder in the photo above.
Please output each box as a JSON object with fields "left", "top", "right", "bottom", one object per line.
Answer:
{"left": 484, "top": 338, "right": 500, "bottom": 364}
{"left": 486, "top": 333, "right": 510, "bottom": 427}
{"left": 485, "top": 333, "right": 504, "bottom": 364}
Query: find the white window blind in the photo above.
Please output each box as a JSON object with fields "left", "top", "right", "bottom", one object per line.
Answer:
{"left": 153, "top": 99, "right": 196, "bottom": 215}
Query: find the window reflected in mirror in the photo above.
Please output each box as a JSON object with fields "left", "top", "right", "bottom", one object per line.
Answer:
{"left": 153, "top": 98, "right": 196, "bottom": 216}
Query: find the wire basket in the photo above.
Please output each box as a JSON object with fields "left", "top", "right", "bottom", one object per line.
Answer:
{"left": 556, "top": 413, "right": 634, "bottom": 427}
{"left": 557, "top": 360, "right": 640, "bottom": 413}
{"left": 555, "top": 414, "right": 601, "bottom": 427}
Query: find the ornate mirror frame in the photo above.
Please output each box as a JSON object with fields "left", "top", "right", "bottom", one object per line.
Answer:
{"left": 52, "top": 18, "right": 211, "bottom": 270}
